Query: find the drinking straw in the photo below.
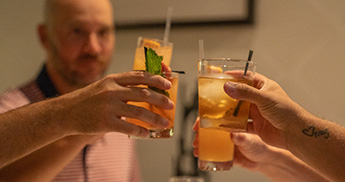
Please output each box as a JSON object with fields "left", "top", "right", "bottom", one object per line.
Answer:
{"left": 199, "top": 39, "right": 205, "bottom": 59}
{"left": 163, "top": 6, "right": 173, "bottom": 45}
{"left": 172, "top": 70, "right": 185, "bottom": 74}
{"left": 244, "top": 49, "right": 253, "bottom": 75}
{"left": 233, "top": 49, "right": 254, "bottom": 116}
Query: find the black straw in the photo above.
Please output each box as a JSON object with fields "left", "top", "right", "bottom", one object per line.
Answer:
{"left": 244, "top": 50, "right": 253, "bottom": 76}
{"left": 233, "top": 49, "right": 254, "bottom": 117}
{"left": 172, "top": 70, "right": 185, "bottom": 74}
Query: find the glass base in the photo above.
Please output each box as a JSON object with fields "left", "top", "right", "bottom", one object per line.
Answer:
{"left": 129, "top": 128, "right": 174, "bottom": 139}
{"left": 169, "top": 176, "right": 205, "bottom": 182}
{"left": 198, "top": 160, "right": 233, "bottom": 171}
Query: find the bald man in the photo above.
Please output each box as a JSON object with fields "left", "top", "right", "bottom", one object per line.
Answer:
{"left": 0, "top": 0, "right": 144, "bottom": 181}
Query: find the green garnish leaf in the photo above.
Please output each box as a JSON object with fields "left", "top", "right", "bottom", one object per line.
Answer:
{"left": 144, "top": 47, "right": 169, "bottom": 97}
{"left": 145, "top": 47, "right": 163, "bottom": 76}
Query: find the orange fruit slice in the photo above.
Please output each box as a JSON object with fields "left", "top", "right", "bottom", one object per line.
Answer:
{"left": 206, "top": 65, "right": 223, "bottom": 73}
{"left": 143, "top": 39, "right": 160, "bottom": 49}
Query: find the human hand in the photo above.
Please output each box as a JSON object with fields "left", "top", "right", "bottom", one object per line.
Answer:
{"left": 55, "top": 71, "right": 174, "bottom": 138}
{"left": 231, "top": 132, "right": 276, "bottom": 170}
{"left": 192, "top": 117, "right": 281, "bottom": 170}
{"left": 223, "top": 73, "right": 309, "bottom": 149}
{"left": 232, "top": 132, "right": 330, "bottom": 182}
{"left": 192, "top": 117, "right": 273, "bottom": 164}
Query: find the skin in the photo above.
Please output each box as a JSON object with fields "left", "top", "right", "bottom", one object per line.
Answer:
{"left": 222, "top": 73, "right": 345, "bottom": 181}
{"left": 0, "top": 0, "right": 173, "bottom": 181}
{"left": 0, "top": 72, "right": 173, "bottom": 170}
{"left": 41, "top": 0, "right": 115, "bottom": 93}
{"left": 231, "top": 132, "right": 330, "bottom": 182}
{"left": 192, "top": 119, "right": 330, "bottom": 182}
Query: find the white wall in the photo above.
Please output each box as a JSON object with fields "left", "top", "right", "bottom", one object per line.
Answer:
{"left": 0, "top": 1, "right": 44, "bottom": 90}
{"left": 2, "top": 0, "right": 345, "bottom": 181}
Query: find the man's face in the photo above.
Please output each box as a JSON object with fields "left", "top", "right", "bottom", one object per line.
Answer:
{"left": 47, "top": 0, "right": 115, "bottom": 87}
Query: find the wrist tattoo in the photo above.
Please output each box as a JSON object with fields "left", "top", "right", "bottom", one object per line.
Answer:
{"left": 302, "top": 126, "right": 329, "bottom": 139}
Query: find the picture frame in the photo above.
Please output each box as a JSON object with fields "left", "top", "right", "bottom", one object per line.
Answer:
{"left": 113, "top": 0, "right": 255, "bottom": 29}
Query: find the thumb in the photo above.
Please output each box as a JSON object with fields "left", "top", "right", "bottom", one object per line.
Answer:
{"left": 231, "top": 132, "right": 265, "bottom": 157}
{"left": 231, "top": 132, "right": 253, "bottom": 150}
{"left": 224, "top": 81, "right": 263, "bottom": 105}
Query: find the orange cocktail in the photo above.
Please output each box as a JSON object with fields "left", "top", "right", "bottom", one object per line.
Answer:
{"left": 128, "top": 37, "right": 176, "bottom": 139}
{"left": 127, "top": 72, "right": 179, "bottom": 138}
{"left": 199, "top": 127, "right": 234, "bottom": 171}
{"left": 198, "top": 58, "right": 255, "bottom": 131}
{"left": 198, "top": 75, "right": 253, "bottom": 131}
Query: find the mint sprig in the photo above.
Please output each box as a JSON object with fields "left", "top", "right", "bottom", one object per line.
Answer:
{"left": 144, "top": 47, "right": 169, "bottom": 97}
{"left": 145, "top": 47, "right": 163, "bottom": 76}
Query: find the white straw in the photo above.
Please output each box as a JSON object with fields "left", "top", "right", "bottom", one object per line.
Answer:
{"left": 199, "top": 39, "right": 205, "bottom": 59}
{"left": 163, "top": 6, "right": 173, "bottom": 45}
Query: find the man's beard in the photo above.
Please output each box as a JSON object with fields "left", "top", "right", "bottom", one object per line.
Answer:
{"left": 50, "top": 44, "right": 107, "bottom": 89}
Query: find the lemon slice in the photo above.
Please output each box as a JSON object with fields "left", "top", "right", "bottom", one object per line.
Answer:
{"left": 143, "top": 39, "right": 160, "bottom": 49}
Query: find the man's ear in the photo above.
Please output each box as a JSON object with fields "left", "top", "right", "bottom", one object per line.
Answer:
{"left": 37, "top": 24, "right": 49, "bottom": 50}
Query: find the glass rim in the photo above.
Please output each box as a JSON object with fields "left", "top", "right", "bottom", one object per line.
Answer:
{"left": 198, "top": 58, "right": 256, "bottom": 66}
{"left": 164, "top": 71, "right": 179, "bottom": 78}
{"left": 138, "top": 36, "right": 173, "bottom": 46}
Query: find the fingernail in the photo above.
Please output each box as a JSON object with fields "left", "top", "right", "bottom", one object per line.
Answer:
{"left": 224, "top": 81, "right": 237, "bottom": 94}
{"left": 164, "top": 80, "right": 172, "bottom": 89}
{"left": 140, "top": 129, "right": 150, "bottom": 138}
{"left": 168, "top": 100, "right": 175, "bottom": 109}
{"left": 162, "top": 118, "right": 170, "bottom": 127}
{"left": 133, "top": 127, "right": 149, "bottom": 138}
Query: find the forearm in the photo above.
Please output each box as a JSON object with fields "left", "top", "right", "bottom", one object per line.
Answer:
{"left": 258, "top": 146, "right": 330, "bottom": 182}
{"left": 286, "top": 113, "right": 345, "bottom": 181}
{"left": 0, "top": 99, "right": 69, "bottom": 168}
{"left": 0, "top": 135, "right": 98, "bottom": 182}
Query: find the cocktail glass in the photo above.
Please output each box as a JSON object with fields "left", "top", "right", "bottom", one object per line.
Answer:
{"left": 197, "top": 58, "right": 256, "bottom": 170}
{"left": 127, "top": 36, "right": 175, "bottom": 139}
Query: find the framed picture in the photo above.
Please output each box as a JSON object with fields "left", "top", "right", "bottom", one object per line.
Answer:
{"left": 113, "top": 0, "right": 255, "bottom": 29}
